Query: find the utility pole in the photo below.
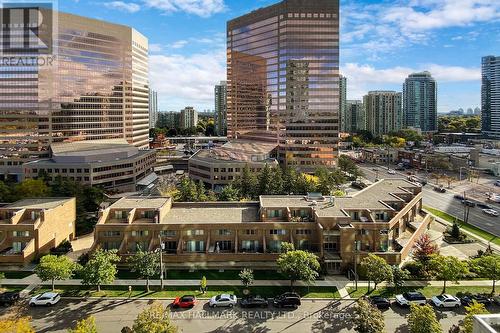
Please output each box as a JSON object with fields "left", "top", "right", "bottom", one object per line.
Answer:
{"left": 159, "top": 234, "right": 164, "bottom": 289}
{"left": 353, "top": 241, "right": 359, "bottom": 290}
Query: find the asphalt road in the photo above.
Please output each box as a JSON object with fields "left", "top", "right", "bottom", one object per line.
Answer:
{"left": 2, "top": 298, "right": 487, "bottom": 333}
{"left": 357, "top": 165, "right": 500, "bottom": 237}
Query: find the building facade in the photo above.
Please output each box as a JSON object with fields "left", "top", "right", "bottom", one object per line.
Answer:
{"left": 227, "top": 0, "right": 340, "bottom": 172}
{"left": 0, "top": 10, "right": 150, "bottom": 181}
{"left": 157, "top": 111, "right": 180, "bottom": 129}
{"left": 364, "top": 91, "right": 402, "bottom": 137}
{"left": 339, "top": 75, "right": 348, "bottom": 132}
{"left": 215, "top": 81, "right": 228, "bottom": 136}
{"left": 0, "top": 198, "right": 76, "bottom": 265}
{"left": 180, "top": 107, "right": 199, "bottom": 130}
{"left": 346, "top": 100, "right": 365, "bottom": 133}
{"left": 482, "top": 55, "right": 500, "bottom": 139}
{"left": 91, "top": 179, "right": 431, "bottom": 273}
{"left": 149, "top": 90, "right": 158, "bottom": 129}
{"left": 403, "top": 72, "right": 437, "bottom": 133}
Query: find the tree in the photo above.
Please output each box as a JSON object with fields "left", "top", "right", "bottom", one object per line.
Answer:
{"left": 218, "top": 184, "right": 240, "bottom": 201}
{"left": 0, "top": 181, "right": 12, "bottom": 202}
{"left": 282, "top": 166, "right": 298, "bottom": 194}
{"left": 239, "top": 268, "right": 254, "bottom": 288}
{"left": 13, "top": 179, "right": 51, "bottom": 200}
{"left": 391, "top": 265, "right": 410, "bottom": 292}
{"left": 35, "top": 254, "right": 78, "bottom": 291}
{"left": 128, "top": 250, "right": 160, "bottom": 292}
{"left": 462, "top": 301, "right": 489, "bottom": 333}
{"left": 276, "top": 242, "right": 320, "bottom": 287}
{"left": 196, "top": 180, "right": 209, "bottom": 202}
{"left": 236, "top": 164, "right": 256, "bottom": 199}
{"left": 200, "top": 276, "right": 207, "bottom": 294}
{"left": 258, "top": 164, "right": 273, "bottom": 195}
{"left": 270, "top": 166, "right": 284, "bottom": 195}
{"left": 176, "top": 178, "right": 198, "bottom": 202}
{"left": 132, "top": 302, "right": 178, "bottom": 333}
{"left": 68, "top": 316, "right": 97, "bottom": 333}
{"left": 352, "top": 299, "right": 385, "bottom": 333}
{"left": 81, "top": 249, "right": 120, "bottom": 292}
{"left": 471, "top": 254, "right": 500, "bottom": 294}
{"left": 361, "top": 254, "right": 393, "bottom": 291}
{"left": 413, "top": 234, "right": 439, "bottom": 276}
{"left": 0, "top": 317, "right": 35, "bottom": 333}
{"left": 407, "top": 303, "right": 442, "bottom": 333}
{"left": 0, "top": 272, "right": 4, "bottom": 288}
{"left": 429, "top": 255, "right": 469, "bottom": 292}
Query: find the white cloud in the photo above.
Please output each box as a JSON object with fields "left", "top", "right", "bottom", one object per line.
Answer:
{"left": 168, "top": 40, "right": 189, "bottom": 49}
{"left": 149, "top": 43, "right": 163, "bottom": 53}
{"left": 104, "top": 1, "right": 141, "bottom": 13}
{"left": 143, "top": 0, "right": 225, "bottom": 17}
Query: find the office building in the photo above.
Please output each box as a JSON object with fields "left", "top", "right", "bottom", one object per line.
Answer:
{"left": 482, "top": 55, "right": 500, "bottom": 139}
{"left": 0, "top": 198, "right": 76, "bottom": 265}
{"left": 157, "top": 111, "right": 180, "bottom": 129}
{"left": 339, "top": 75, "right": 348, "bottom": 132}
{"left": 91, "top": 179, "right": 431, "bottom": 273}
{"left": 0, "top": 10, "right": 150, "bottom": 181}
{"left": 180, "top": 107, "right": 199, "bottom": 129}
{"left": 149, "top": 90, "right": 158, "bottom": 129}
{"left": 215, "top": 81, "right": 228, "bottom": 136}
{"left": 364, "top": 91, "right": 403, "bottom": 137}
{"left": 227, "top": 0, "right": 340, "bottom": 171}
{"left": 346, "top": 100, "right": 365, "bottom": 133}
{"left": 403, "top": 72, "right": 437, "bottom": 133}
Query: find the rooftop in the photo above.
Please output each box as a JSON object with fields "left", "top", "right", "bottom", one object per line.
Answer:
{"left": 111, "top": 197, "right": 170, "bottom": 210}
{"left": 163, "top": 203, "right": 260, "bottom": 224}
{"left": 50, "top": 139, "right": 131, "bottom": 155}
{"left": 191, "top": 139, "right": 278, "bottom": 163}
{"left": 2, "top": 198, "right": 73, "bottom": 210}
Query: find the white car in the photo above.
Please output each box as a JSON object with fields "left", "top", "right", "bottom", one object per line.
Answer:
{"left": 387, "top": 169, "right": 396, "bottom": 175}
{"left": 431, "top": 294, "right": 461, "bottom": 308}
{"left": 483, "top": 209, "right": 499, "bottom": 217}
{"left": 209, "top": 294, "right": 237, "bottom": 308}
{"left": 395, "top": 292, "right": 427, "bottom": 306}
{"left": 29, "top": 292, "right": 60, "bottom": 306}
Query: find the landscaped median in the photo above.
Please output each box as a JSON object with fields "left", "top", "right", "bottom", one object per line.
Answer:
{"left": 347, "top": 285, "right": 499, "bottom": 299}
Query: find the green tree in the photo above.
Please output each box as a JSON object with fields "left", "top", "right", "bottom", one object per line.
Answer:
{"left": 391, "top": 265, "right": 410, "bottom": 292}
{"left": 68, "top": 316, "right": 97, "bottom": 333}
{"left": 282, "top": 166, "right": 298, "bottom": 194}
{"left": 218, "top": 184, "right": 240, "bottom": 201}
{"left": 361, "top": 254, "right": 393, "bottom": 291}
{"left": 239, "top": 268, "right": 254, "bottom": 288}
{"left": 13, "top": 179, "right": 51, "bottom": 200}
{"left": 295, "top": 173, "right": 317, "bottom": 194}
{"left": 276, "top": 242, "right": 320, "bottom": 288}
{"left": 200, "top": 276, "right": 207, "bottom": 294}
{"left": 127, "top": 250, "right": 160, "bottom": 292}
{"left": 81, "top": 249, "right": 120, "bottom": 292}
{"left": 270, "top": 165, "right": 284, "bottom": 195}
{"left": 462, "top": 301, "right": 489, "bottom": 333}
{"left": 236, "top": 164, "right": 257, "bottom": 199}
{"left": 0, "top": 272, "right": 4, "bottom": 288}
{"left": 196, "top": 180, "right": 209, "bottom": 201}
{"left": 429, "top": 255, "right": 469, "bottom": 292}
{"left": 35, "top": 254, "right": 78, "bottom": 291}
{"left": 353, "top": 299, "right": 385, "bottom": 333}
{"left": 257, "top": 164, "right": 273, "bottom": 195}
{"left": 131, "top": 302, "right": 178, "bottom": 333}
{"left": 471, "top": 254, "right": 500, "bottom": 294}
{"left": 176, "top": 178, "right": 198, "bottom": 202}
{"left": 0, "top": 181, "right": 12, "bottom": 202}
{"left": 407, "top": 303, "right": 442, "bottom": 333}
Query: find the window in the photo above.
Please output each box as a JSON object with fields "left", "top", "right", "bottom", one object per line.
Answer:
{"left": 163, "top": 241, "right": 177, "bottom": 253}
{"left": 241, "top": 240, "right": 259, "bottom": 252}
{"left": 267, "top": 210, "right": 283, "bottom": 218}
{"left": 160, "top": 230, "right": 176, "bottom": 237}
{"left": 216, "top": 240, "right": 232, "bottom": 251}
{"left": 13, "top": 230, "right": 29, "bottom": 237}
{"left": 359, "top": 229, "right": 370, "bottom": 236}
{"left": 295, "top": 229, "right": 312, "bottom": 235}
{"left": 186, "top": 240, "right": 205, "bottom": 252}
{"left": 12, "top": 241, "right": 25, "bottom": 253}
{"left": 269, "top": 229, "right": 286, "bottom": 235}
{"left": 103, "top": 241, "right": 120, "bottom": 250}
{"left": 218, "top": 229, "right": 231, "bottom": 236}
{"left": 268, "top": 240, "right": 282, "bottom": 252}
{"left": 244, "top": 229, "right": 256, "bottom": 235}
{"left": 131, "top": 230, "right": 149, "bottom": 237}
{"left": 214, "top": 168, "right": 219, "bottom": 172}
{"left": 129, "top": 241, "right": 148, "bottom": 252}
{"left": 114, "top": 211, "right": 128, "bottom": 219}
{"left": 186, "top": 229, "right": 204, "bottom": 236}
{"left": 103, "top": 231, "right": 120, "bottom": 237}
{"left": 140, "top": 210, "right": 156, "bottom": 219}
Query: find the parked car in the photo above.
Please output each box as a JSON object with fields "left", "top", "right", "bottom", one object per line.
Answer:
{"left": 482, "top": 209, "right": 499, "bottom": 217}
{"left": 369, "top": 296, "right": 391, "bottom": 310}
{"left": 351, "top": 181, "right": 368, "bottom": 189}
{"left": 454, "top": 194, "right": 465, "bottom": 201}
{"left": 29, "top": 292, "right": 60, "bottom": 307}
{"left": 431, "top": 294, "right": 461, "bottom": 308}
{"left": 433, "top": 186, "right": 446, "bottom": 193}
{"left": 387, "top": 169, "right": 396, "bottom": 175}
{"left": 477, "top": 203, "right": 493, "bottom": 210}
{"left": 209, "top": 294, "right": 237, "bottom": 308}
{"left": 395, "top": 292, "right": 427, "bottom": 306}
{"left": 492, "top": 295, "right": 500, "bottom": 306}
{"left": 460, "top": 294, "right": 492, "bottom": 306}
{"left": 240, "top": 295, "right": 268, "bottom": 308}
{"left": 172, "top": 295, "right": 196, "bottom": 309}
{"left": 0, "top": 291, "right": 20, "bottom": 306}
{"left": 273, "top": 292, "right": 301, "bottom": 308}
{"left": 462, "top": 200, "right": 476, "bottom": 207}
{"left": 494, "top": 180, "right": 500, "bottom": 187}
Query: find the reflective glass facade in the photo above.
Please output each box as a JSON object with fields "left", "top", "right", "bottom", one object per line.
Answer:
{"left": 227, "top": 0, "right": 340, "bottom": 171}
{"left": 403, "top": 71, "right": 437, "bottom": 133}
{"left": 0, "top": 11, "right": 149, "bottom": 179}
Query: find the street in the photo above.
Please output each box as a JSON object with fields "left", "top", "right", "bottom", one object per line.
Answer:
{"left": 1, "top": 298, "right": 486, "bottom": 333}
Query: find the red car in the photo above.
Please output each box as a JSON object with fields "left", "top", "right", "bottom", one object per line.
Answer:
{"left": 172, "top": 295, "right": 196, "bottom": 308}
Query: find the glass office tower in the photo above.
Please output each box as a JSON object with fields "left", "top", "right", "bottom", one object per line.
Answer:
{"left": 403, "top": 71, "right": 437, "bottom": 133}
{"left": 227, "top": 0, "right": 340, "bottom": 171}
{"left": 482, "top": 55, "right": 500, "bottom": 139}
{"left": 0, "top": 10, "right": 149, "bottom": 180}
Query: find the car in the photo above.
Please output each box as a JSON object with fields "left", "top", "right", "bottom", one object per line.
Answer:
{"left": 209, "top": 294, "right": 237, "bottom": 308}
{"left": 492, "top": 295, "right": 500, "bottom": 306}
{"left": 462, "top": 200, "right": 476, "bottom": 207}
{"left": 369, "top": 296, "right": 391, "bottom": 310}
{"left": 482, "top": 209, "right": 499, "bottom": 217}
{"left": 460, "top": 294, "right": 492, "bottom": 306}
{"left": 454, "top": 194, "right": 465, "bottom": 201}
{"left": 351, "top": 181, "right": 368, "bottom": 189}
{"left": 433, "top": 186, "right": 446, "bottom": 193}
{"left": 372, "top": 168, "right": 378, "bottom": 171}
{"left": 477, "top": 203, "right": 493, "bottom": 210}
{"left": 240, "top": 295, "right": 268, "bottom": 308}
{"left": 29, "top": 292, "right": 60, "bottom": 307}
{"left": 273, "top": 292, "right": 301, "bottom": 308}
{"left": 172, "top": 295, "right": 196, "bottom": 309}
{"left": 0, "top": 291, "right": 20, "bottom": 306}
{"left": 495, "top": 180, "right": 500, "bottom": 187}
{"left": 387, "top": 169, "right": 396, "bottom": 175}
{"left": 431, "top": 294, "right": 461, "bottom": 308}
{"left": 395, "top": 292, "right": 427, "bottom": 306}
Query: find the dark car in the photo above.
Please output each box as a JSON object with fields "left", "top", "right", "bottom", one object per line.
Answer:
{"left": 0, "top": 291, "right": 20, "bottom": 306}
{"left": 369, "top": 296, "right": 391, "bottom": 310}
{"left": 454, "top": 194, "right": 465, "bottom": 200}
{"left": 433, "top": 186, "right": 446, "bottom": 193}
{"left": 477, "top": 203, "right": 493, "bottom": 210}
{"left": 240, "top": 295, "right": 268, "bottom": 308}
{"left": 462, "top": 200, "right": 476, "bottom": 207}
{"left": 172, "top": 295, "right": 196, "bottom": 309}
{"left": 351, "top": 181, "right": 368, "bottom": 189}
{"left": 460, "top": 294, "right": 492, "bottom": 306}
{"left": 273, "top": 292, "right": 301, "bottom": 308}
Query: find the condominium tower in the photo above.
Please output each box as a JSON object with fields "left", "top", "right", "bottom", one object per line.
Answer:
{"left": 215, "top": 81, "right": 228, "bottom": 136}
{"left": 180, "top": 107, "right": 198, "bottom": 129}
{"left": 227, "top": 0, "right": 340, "bottom": 171}
{"left": 482, "top": 55, "right": 500, "bottom": 139}
{"left": 149, "top": 89, "right": 158, "bottom": 129}
{"left": 403, "top": 71, "right": 437, "bottom": 132}
{"left": 0, "top": 10, "right": 149, "bottom": 180}
{"left": 364, "top": 91, "right": 402, "bottom": 137}
{"left": 339, "top": 74, "right": 347, "bottom": 132}
{"left": 346, "top": 100, "right": 365, "bottom": 133}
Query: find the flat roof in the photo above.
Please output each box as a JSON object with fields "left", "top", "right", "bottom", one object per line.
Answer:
{"left": 111, "top": 197, "right": 170, "bottom": 210}
{"left": 51, "top": 139, "right": 130, "bottom": 154}
{"left": 191, "top": 140, "right": 278, "bottom": 163}
{"left": 162, "top": 203, "right": 260, "bottom": 224}
{"left": 3, "top": 198, "right": 73, "bottom": 210}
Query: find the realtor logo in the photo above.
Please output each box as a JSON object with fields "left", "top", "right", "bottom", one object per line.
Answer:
{"left": 0, "top": 1, "right": 54, "bottom": 55}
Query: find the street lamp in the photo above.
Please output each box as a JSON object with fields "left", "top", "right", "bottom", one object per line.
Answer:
{"left": 353, "top": 240, "right": 359, "bottom": 290}
{"left": 158, "top": 234, "right": 164, "bottom": 289}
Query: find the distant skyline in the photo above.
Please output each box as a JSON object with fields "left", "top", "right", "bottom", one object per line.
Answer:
{"left": 60, "top": 0, "right": 500, "bottom": 113}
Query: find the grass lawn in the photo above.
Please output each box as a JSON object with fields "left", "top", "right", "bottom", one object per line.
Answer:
{"left": 424, "top": 206, "right": 500, "bottom": 246}
{"left": 0, "top": 285, "right": 27, "bottom": 293}
{"left": 31, "top": 285, "right": 339, "bottom": 299}
{"left": 347, "top": 285, "right": 498, "bottom": 299}
{"left": 0, "top": 271, "right": 34, "bottom": 279}
{"left": 113, "top": 269, "right": 291, "bottom": 280}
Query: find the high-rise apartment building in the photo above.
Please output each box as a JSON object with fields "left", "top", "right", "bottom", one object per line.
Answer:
{"left": 339, "top": 75, "right": 347, "bottom": 132}
{"left": 482, "top": 55, "right": 500, "bottom": 139}
{"left": 346, "top": 100, "right": 365, "bottom": 133}
{"left": 149, "top": 89, "right": 158, "bottom": 129}
{"left": 180, "top": 107, "right": 198, "bottom": 129}
{"left": 227, "top": 0, "right": 340, "bottom": 171}
{"left": 403, "top": 71, "right": 437, "bottom": 133}
{"left": 364, "top": 91, "right": 402, "bottom": 137}
{"left": 215, "top": 81, "right": 227, "bottom": 136}
{"left": 0, "top": 10, "right": 149, "bottom": 180}
{"left": 157, "top": 111, "right": 180, "bottom": 129}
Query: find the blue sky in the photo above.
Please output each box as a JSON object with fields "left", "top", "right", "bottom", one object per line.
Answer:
{"left": 60, "top": 0, "right": 500, "bottom": 113}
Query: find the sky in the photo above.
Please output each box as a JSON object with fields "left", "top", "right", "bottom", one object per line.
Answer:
{"left": 59, "top": 0, "right": 500, "bottom": 113}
